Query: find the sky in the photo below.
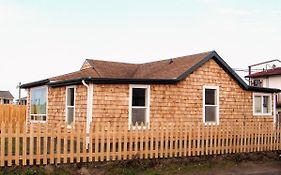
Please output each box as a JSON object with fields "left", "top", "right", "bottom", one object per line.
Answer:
{"left": 0, "top": 0, "right": 281, "bottom": 99}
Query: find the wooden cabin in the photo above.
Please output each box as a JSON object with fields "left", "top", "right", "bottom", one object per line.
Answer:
{"left": 21, "top": 51, "right": 280, "bottom": 132}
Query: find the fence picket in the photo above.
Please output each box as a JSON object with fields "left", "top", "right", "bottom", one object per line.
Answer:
{"left": 140, "top": 122, "right": 144, "bottom": 159}
{"left": 129, "top": 124, "right": 133, "bottom": 160}
{"left": 118, "top": 123, "right": 122, "bottom": 160}
{"left": 155, "top": 122, "right": 159, "bottom": 158}
{"left": 70, "top": 127, "right": 74, "bottom": 163}
{"left": 188, "top": 124, "right": 192, "bottom": 157}
{"left": 94, "top": 123, "right": 99, "bottom": 162}
{"left": 77, "top": 124, "right": 82, "bottom": 162}
{"left": 183, "top": 123, "right": 187, "bottom": 157}
{"left": 63, "top": 125, "right": 68, "bottom": 164}
{"left": 22, "top": 122, "right": 27, "bottom": 165}
{"left": 7, "top": 122, "right": 12, "bottom": 166}
{"left": 29, "top": 124, "right": 34, "bottom": 165}
{"left": 0, "top": 122, "right": 5, "bottom": 166}
{"left": 106, "top": 123, "right": 111, "bottom": 161}
{"left": 15, "top": 122, "right": 20, "bottom": 165}
{"left": 35, "top": 125, "right": 41, "bottom": 165}
{"left": 110, "top": 122, "right": 115, "bottom": 161}
{"left": 169, "top": 123, "right": 174, "bottom": 158}
{"left": 150, "top": 123, "right": 154, "bottom": 159}
{"left": 43, "top": 124, "right": 48, "bottom": 165}
{"left": 89, "top": 124, "right": 93, "bottom": 162}
{"left": 196, "top": 123, "right": 201, "bottom": 156}
{"left": 123, "top": 123, "right": 128, "bottom": 160}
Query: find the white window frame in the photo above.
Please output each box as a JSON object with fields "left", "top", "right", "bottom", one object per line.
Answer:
{"left": 128, "top": 84, "right": 150, "bottom": 129}
{"left": 253, "top": 93, "right": 272, "bottom": 116}
{"left": 203, "top": 85, "right": 219, "bottom": 125}
{"left": 30, "top": 86, "right": 48, "bottom": 123}
{"left": 65, "top": 86, "right": 76, "bottom": 128}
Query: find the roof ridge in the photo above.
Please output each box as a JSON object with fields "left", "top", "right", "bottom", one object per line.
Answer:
{"left": 86, "top": 51, "right": 213, "bottom": 65}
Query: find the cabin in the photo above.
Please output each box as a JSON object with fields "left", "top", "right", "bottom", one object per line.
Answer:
{"left": 0, "top": 91, "right": 14, "bottom": 104}
{"left": 21, "top": 51, "right": 280, "bottom": 132}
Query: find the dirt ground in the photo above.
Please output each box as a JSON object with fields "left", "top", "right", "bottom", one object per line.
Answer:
{"left": 1, "top": 151, "right": 281, "bottom": 175}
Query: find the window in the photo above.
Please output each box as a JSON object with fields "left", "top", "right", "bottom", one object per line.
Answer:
{"left": 66, "top": 86, "right": 75, "bottom": 126}
{"left": 30, "top": 86, "right": 47, "bottom": 122}
{"left": 253, "top": 94, "right": 272, "bottom": 115}
{"left": 129, "top": 85, "right": 150, "bottom": 127}
{"left": 203, "top": 86, "right": 219, "bottom": 124}
{"left": 3, "top": 99, "right": 10, "bottom": 104}
{"left": 251, "top": 79, "right": 263, "bottom": 87}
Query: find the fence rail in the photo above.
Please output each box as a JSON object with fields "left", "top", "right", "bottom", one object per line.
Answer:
{"left": 0, "top": 121, "right": 280, "bottom": 167}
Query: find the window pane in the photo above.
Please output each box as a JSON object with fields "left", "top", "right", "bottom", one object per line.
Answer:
{"left": 132, "top": 108, "right": 146, "bottom": 125}
{"left": 67, "top": 107, "right": 74, "bottom": 125}
{"left": 254, "top": 96, "right": 261, "bottom": 113}
{"left": 67, "top": 88, "right": 75, "bottom": 106}
{"left": 205, "top": 89, "right": 216, "bottom": 105}
{"left": 31, "top": 87, "right": 47, "bottom": 114}
{"left": 205, "top": 106, "right": 217, "bottom": 122}
{"left": 263, "top": 96, "right": 270, "bottom": 113}
{"left": 132, "top": 88, "right": 146, "bottom": 106}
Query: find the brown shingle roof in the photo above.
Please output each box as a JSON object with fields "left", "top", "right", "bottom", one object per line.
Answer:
{"left": 20, "top": 50, "right": 281, "bottom": 93}
{"left": 246, "top": 67, "right": 281, "bottom": 78}
{"left": 0, "top": 91, "right": 14, "bottom": 99}
{"left": 50, "top": 51, "right": 211, "bottom": 81}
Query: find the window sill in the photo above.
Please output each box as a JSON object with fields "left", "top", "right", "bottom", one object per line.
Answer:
{"left": 253, "top": 113, "right": 272, "bottom": 116}
{"left": 129, "top": 125, "right": 150, "bottom": 130}
{"left": 30, "top": 120, "right": 47, "bottom": 124}
{"left": 204, "top": 122, "right": 219, "bottom": 125}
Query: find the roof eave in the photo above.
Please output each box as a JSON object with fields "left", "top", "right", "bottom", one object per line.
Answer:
{"left": 247, "top": 86, "right": 281, "bottom": 93}
{"left": 20, "top": 79, "right": 50, "bottom": 89}
{"left": 48, "top": 77, "right": 178, "bottom": 87}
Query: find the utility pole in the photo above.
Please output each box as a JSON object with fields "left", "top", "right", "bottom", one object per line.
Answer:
{"left": 16, "top": 82, "right": 21, "bottom": 105}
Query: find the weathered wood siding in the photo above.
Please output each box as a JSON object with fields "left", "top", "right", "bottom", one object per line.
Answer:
{"left": 26, "top": 59, "right": 274, "bottom": 127}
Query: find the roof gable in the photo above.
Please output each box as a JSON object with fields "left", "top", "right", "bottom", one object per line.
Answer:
{"left": 80, "top": 60, "right": 92, "bottom": 70}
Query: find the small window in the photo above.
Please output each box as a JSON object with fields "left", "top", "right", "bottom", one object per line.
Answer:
{"left": 253, "top": 94, "right": 272, "bottom": 115}
{"left": 3, "top": 99, "right": 10, "bottom": 104}
{"left": 66, "top": 87, "right": 75, "bottom": 126}
{"left": 129, "top": 85, "right": 150, "bottom": 127}
{"left": 203, "top": 86, "right": 219, "bottom": 124}
{"left": 251, "top": 79, "right": 263, "bottom": 87}
{"left": 30, "top": 86, "right": 47, "bottom": 122}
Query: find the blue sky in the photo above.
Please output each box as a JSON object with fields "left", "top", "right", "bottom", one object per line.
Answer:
{"left": 0, "top": 0, "right": 281, "bottom": 98}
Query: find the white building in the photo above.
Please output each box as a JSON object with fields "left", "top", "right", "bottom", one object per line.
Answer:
{"left": 246, "top": 67, "right": 281, "bottom": 113}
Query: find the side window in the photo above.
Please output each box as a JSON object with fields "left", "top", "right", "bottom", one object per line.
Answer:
{"left": 129, "top": 85, "right": 150, "bottom": 127}
{"left": 30, "top": 86, "right": 48, "bottom": 122}
{"left": 203, "top": 86, "right": 219, "bottom": 124}
{"left": 66, "top": 87, "right": 75, "bottom": 126}
{"left": 253, "top": 94, "right": 272, "bottom": 115}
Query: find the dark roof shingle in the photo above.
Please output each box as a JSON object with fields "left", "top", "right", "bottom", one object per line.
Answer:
{"left": 246, "top": 67, "right": 281, "bottom": 78}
